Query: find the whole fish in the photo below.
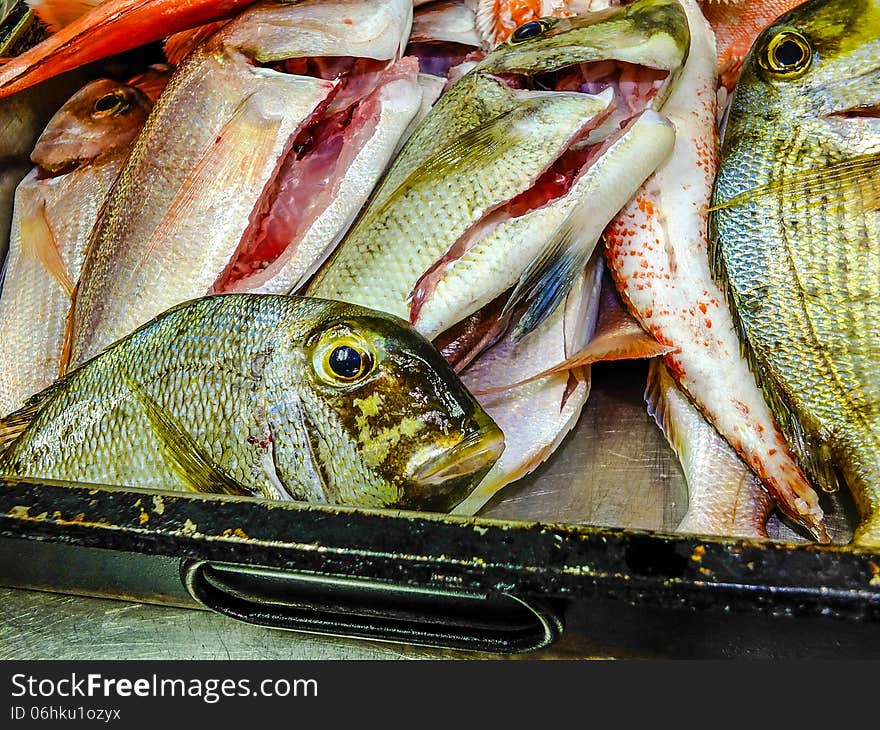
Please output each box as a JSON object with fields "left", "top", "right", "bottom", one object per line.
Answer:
{"left": 307, "top": 0, "right": 688, "bottom": 343}
{"left": 0, "top": 76, "right": 154, "bottom": 417}
{"left": 646, "top": 359, "right": 774, "bottom": 539}
{"left": 710, "top": 0, "right": 880, "bottom": 546}
{"left": 0, "top": 295, "right": 504, "bottom": 511}
{"left": 603, "top": 0, "right": 827, "bottom": 541}
{"left": 68, "top": 0, "right": 422, "bottom": 367}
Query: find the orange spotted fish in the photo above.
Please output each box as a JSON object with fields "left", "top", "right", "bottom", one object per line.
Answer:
{"left": 603, "top": 0, "right": 827, "bottom": 541}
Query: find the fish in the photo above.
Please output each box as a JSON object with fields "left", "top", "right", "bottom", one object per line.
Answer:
{"left": 68, "top": 0, "right": 422, "bottom": 367}
{"left": 603, "top": 0, "right": 828, "bottom": 541}
{"left": 646, "top": 359, "right": 775, "bottom": 539}
{"left": 0, "top": 294, "right": 505, "bottom": 511}
{"left": 0, "top": 76, "right": 154, "bottom": 417}
{"left": 709, "top": 0, "right": 880, "bottom": 546}
{"left": 0, "top": 0, "right": 258, "bottom": 99}
{"left": 452, "top": 255, "right": 604, "bottom": 514}
{"left": 307, "top": 0, "right": 688, "bottom": 344}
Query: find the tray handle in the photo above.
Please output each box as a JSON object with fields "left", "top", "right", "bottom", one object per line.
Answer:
{"left": 180, "top": 560, "right": 564, "bottom": 654}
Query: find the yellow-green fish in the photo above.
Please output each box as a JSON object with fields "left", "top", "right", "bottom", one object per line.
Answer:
{"left": 710, "top": 0, "right": 880, "bottom": 545}
{"left": 0, "top": 294, "right": 504, "bottom": 512}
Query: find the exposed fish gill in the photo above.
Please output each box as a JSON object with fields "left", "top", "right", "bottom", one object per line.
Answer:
{"left": 211, "top": 56, "right": 400, "bottom": 293}
{"left": 408, "top": 99, "right": 615, "bottom": 324}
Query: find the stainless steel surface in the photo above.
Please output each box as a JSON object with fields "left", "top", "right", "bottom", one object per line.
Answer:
{"left": 0, "top": 587, "right": 460, "bottom": 660}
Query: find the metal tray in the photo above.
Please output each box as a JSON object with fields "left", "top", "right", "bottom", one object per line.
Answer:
{"left": 2, "top": 7, "right": 880, "bottom": 659}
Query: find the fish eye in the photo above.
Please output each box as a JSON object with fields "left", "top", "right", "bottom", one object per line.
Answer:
{"left": 759, "top": 28, "right": 813, "bottom": 79}
{"left": 312, "top": 333, "right": 376, "bottom": 386}
{"left": 509, "top": 18, "right": 554, "bottom": 44}
{"left": 92, "top": 90, "right": 130, "bottom": 118}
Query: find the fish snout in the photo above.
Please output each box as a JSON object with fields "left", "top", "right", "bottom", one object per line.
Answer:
{"left": 402, "top": 413, "right": 505, "bottom": 512}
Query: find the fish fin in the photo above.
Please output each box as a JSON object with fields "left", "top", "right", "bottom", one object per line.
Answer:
{"left": 472, "top": 311, "right": 670, "bottom": 396}
{"left": 504, "top": 208, "right": 601, "bottom": 341}
{"left": 710, "top": 152, "right": 880, "bottom": 213}
{"left": 26, "top": 0, "right": 101, "bottom": 32}
{"left": 0, "top": 386, "right": 56, "bottom": 450}
{"left": 645, "top": 359, "right": 684, "bottom": 456}
{"left": 709, "top": 186, "right": 842, "bottom": 495}
{"left": 20, "top": 199, "right": 75, "bottom": 297}
{"left": 58, "top": 290, "right": 76, "bottom": 377}
{"left": 123, "top": 375, "right": 252, "bottom": 497}
{"left": 164, "top": 21, "right": 229, "bottom": 65}
{"left": 127, "top": 95, "right": 283, "bottom": 287}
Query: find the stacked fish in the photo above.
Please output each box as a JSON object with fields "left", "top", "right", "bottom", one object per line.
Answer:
{"left": 0, "top": 0, "right": 876, "bottom": 549}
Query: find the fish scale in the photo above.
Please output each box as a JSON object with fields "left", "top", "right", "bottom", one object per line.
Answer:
{"left": 711, "top": 0, "right": 880, "bottom": 545}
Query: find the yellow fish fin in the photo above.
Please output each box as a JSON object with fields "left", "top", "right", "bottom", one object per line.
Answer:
{"left": 20, "top": 198, "right": 75, "bottom": 297}
{"left": 0, "top": 388, "right": 55, "bottom": 451}
{"left": 123, "top": 375, "right": 252, "bottom": 497}
{"left": 711, "top": 151, "right": 880, "bottom": 213}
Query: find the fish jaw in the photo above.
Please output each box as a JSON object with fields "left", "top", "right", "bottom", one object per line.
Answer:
{"left": 212, "top": 57, "right": 424, "bottom": 296}
{"left": 604, "top": 0, "right": 828, "bottom": 541}
{"left": 0, "top": 0, "right": 258, "bottom": 99}
{"left": 453, "top": 256, "right": 604, "bottom": 515}
{"left": 411, "top": 107, "right": 675, "bottom": 339}
{"left": 646, "top": 359, "right": 774, "bottom": 540}
{"left": 70, "top": 49, "right": 337, "bottom": 366}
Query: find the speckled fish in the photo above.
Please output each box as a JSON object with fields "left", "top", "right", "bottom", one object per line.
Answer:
{"left": 604, "top": 0, "right": 828, "bottom": 541}
{"left": 0, "top": 295, "right": 504, "bottom": 510}
{"left": 307, "top": 0, "right": 687, "bottom": 341}
{"left": 710, "top": 0, "right": 880, "bottom": 546}
{"left": 646, "top": 359, "right": 774, "bottom": 539}
{"left": 0, "top": 76, "right": 154, "bottom": 417}
{"left": 69, "top": 0, "right": 423, "bottom": 367}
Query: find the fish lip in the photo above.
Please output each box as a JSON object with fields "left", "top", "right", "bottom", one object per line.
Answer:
{"left": 409, "top": 424, "right": 505, "bottom": 487}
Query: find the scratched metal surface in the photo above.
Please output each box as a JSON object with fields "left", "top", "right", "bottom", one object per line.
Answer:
{"left": 0, "top": 587, "right": 463, "bottom": 660}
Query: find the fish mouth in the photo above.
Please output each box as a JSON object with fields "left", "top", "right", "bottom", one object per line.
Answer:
{"left": 402, "top": 419, "right": 505, "bottom": 512}
{"left": 210, "top": 54, "right": 414, "bottom": 294}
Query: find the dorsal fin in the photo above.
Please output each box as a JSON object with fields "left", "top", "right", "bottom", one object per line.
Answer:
{"left": 0, "top": 387, "right": 54, "bottom": 450}
{"left": 163, "top": 21, "right": 229, "bottom": 65}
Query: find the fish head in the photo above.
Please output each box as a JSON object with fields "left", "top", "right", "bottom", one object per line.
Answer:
{"left": 472, "top": 0, "right": 689, "bottom": 114}
{"left": 288, "top": 301, "right": 505, "bottom": 512}
{"left": 30, "top": 78, "right": 152, "bottom": 175}
{"left": 732, "top": 0, "right": 880, "bottom": 135}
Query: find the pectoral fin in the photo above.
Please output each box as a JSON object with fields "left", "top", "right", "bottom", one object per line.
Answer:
{"left": 711, "top": 152, "right": 880, "bottom": 213}
{"left": 20, "top": 199, "right": 75, "bottom": 297}
{"left": 124, "top": 375, "right": 251, "bottom": 497}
